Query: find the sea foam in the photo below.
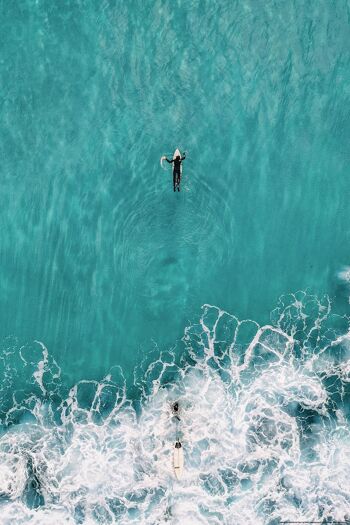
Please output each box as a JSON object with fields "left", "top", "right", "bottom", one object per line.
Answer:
{"left": 0, "top": 292, "right": 349, "bottom": 524}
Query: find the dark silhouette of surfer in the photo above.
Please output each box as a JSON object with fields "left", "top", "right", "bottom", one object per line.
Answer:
{"left": 172, "top": 401, "right": 180, "bottom": 421}
{"left": 165, "top": 154, "right": 186, "bottom": 192}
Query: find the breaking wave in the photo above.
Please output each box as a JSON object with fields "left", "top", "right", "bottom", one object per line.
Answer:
{"left": 0, "top": 291, "right": 349, "bottom": 524}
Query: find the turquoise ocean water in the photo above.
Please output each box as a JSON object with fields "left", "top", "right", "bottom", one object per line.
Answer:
{"left": 0, "top": 1, "right": 350, "bottom": 523}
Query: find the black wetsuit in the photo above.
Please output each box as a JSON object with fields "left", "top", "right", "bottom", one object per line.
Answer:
{"left": 166, "top": 156, "right": 186, "bottom": 191}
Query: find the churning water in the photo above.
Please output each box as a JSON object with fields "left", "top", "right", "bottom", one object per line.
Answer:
{"left": 0, "top": 0, "right": 350, "bottom": 523}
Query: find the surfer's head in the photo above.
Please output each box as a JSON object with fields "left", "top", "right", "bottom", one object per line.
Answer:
{"left": 176, "top": 155, "right": 180, "bottom": 160}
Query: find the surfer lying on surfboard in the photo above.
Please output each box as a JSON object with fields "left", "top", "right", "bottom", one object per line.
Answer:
{"left": 165, "top": 153, "right": 186, "bottom": 192}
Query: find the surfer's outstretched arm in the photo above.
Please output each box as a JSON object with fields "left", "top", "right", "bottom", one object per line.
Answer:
{"left": 181, "top": 155, "right": 186, "bottom": 161}
{"left": 166, "top": 158, "right": 174, "bottom": 164}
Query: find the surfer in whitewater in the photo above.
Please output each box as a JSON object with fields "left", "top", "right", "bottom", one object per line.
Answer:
{"left": 165, "top": 153, "right": 186, "bottom": 192}
{"left": 172, "top": 401, "right": 181, "bottom": 421}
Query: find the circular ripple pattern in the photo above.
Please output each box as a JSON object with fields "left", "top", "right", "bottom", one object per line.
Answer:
{"left": 0, "top": 0, "right": 349, "bottom": 378}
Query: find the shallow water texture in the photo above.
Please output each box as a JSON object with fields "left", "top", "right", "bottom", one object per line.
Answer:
{"left": 1, "top": 0, "right": 350, "bottom": 523}
{"left": 1, "top": 0, "right": 349, "bottom": 376}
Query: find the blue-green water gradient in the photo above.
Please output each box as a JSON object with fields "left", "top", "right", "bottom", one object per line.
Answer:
{"left": 1, "top": 0, "right": 349, "bottom": 383}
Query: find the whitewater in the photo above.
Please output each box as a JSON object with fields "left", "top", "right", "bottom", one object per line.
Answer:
{"left": 0, "top": 291, "right": 349, "bottom": 524}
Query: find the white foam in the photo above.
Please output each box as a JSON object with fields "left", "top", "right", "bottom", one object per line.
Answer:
{"left": 0, "top": 295, "right": 349, "bottom": 523}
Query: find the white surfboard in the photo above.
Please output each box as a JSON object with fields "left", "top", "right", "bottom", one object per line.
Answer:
{"left": 173, "top": 148, "right": 183, "bottom": 174}
{"left": 173, "top": 442, "right": 184, "bottom": 479}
